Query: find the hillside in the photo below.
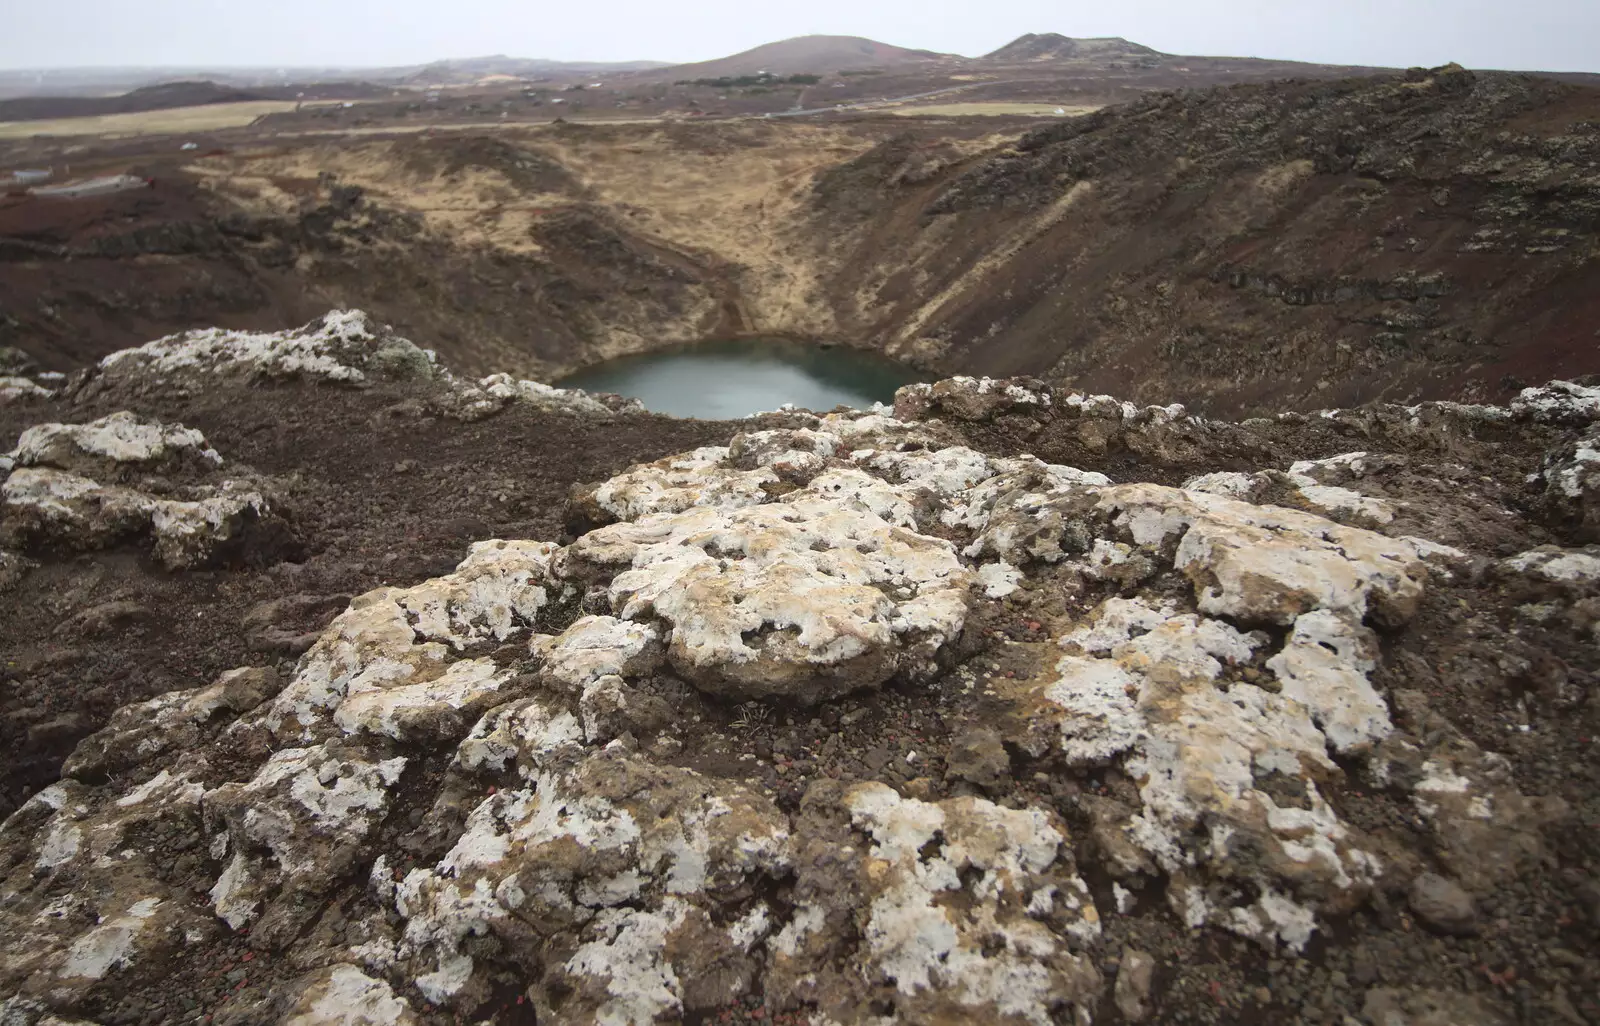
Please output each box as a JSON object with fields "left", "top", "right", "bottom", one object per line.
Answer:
{"left": 0, "top": 81, "right": 266, "bottom": 123}
{"left": 399, "top": 55, "right": 673, "bottom": 86}
{"left": 647, "top": 34, "right": 956, "bottom": 81}
{"left": 5, "top": 66, "right": 1597, "bottom": 415}
{"left": 983, "top": 33, "right": 1164, "bottom": 63}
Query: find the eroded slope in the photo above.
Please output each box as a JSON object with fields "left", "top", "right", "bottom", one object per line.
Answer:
{"left": 4, "top": 68, "right": 1598, "bottom": 414}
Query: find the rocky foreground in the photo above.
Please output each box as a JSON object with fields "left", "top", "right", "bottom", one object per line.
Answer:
{"left": 0, "top": 313, "right": 1597, "bottom": 1025}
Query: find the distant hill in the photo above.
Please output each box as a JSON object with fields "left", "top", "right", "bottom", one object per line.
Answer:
{"left": 984, "top": 34, "right": 1164, "bottom": 63}
{"left": 646, "top": 35, "right": 955, "bottom": 81}
{"left": 400, "top": 55, "right": 672, "bottom": 86}
{"left": 0, "top": 80, "right": 266, "bottom": 122}
{"left": 6, "top": 35, "right": 1596, "bottom": 109}
{"left": 0, "top": 57, "right": 670, "bottom": 102}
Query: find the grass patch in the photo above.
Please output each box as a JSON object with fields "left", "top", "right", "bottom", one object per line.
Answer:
{"left": 0, "top": 101, "right": 308, "bottom": 139}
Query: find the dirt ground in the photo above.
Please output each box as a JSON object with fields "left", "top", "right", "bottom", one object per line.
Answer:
{"left": 0, "top": 381, "right": 734, "bottom": 820}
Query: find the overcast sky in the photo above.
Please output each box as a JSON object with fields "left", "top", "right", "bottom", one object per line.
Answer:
{"left": 5, "top": 0, "right": 1597, "bottom": 73}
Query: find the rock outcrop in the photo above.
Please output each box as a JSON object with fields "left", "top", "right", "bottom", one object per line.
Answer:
{"left": 0, "top": 375, "right": 53, "bottom": 403}
{"left": 1, "top": 411, "right": 294, "bottom": 569}
{"left": 1, "top": 323, "right": 1595, "bottom": 1026}
{"left": 78, "top": 311, "right": 641, "bottom": 422}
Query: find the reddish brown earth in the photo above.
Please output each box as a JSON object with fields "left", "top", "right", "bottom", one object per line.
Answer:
{"left": 3, "top": 68, "right": 1597, "bottom": 417}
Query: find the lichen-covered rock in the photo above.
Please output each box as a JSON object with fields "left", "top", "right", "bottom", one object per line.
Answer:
{"left": 1099, "top": 483, "right": 1431, "bottom": 626}
{"left": 562, "top": 495, "right": 972, "bottom": 704}
{"left": 452, "top": 693, "right": 585, "bottom": 778}
{"left": 1510, "top": 380, "right": 1600, "bottom": 425}
{"left": 7, "top": 411, "right": 222, "bottom": 479}
{"left": 0, "top": 773, "right": 218, "bottom": 1005}
{"left": 771, "top": 782, "right": 1103, "bottom": 1024}
{"left": 205, "top": 738, "right": 408, "bottom": 937}
{"left": 1539, "top": 425, "right": 1600, "bottom": 540}
{"left": 1295, "top": 398, "right": 1513, "bottom": 445}
{"left": 62, "top": 666, "right": 281, "bottom": 780}
{"left": 265, "top": 539, "right": 558, "bottom": 741}
{"left": 387, "top": 749, "right": 792, "bottom": 1016}
{"left": 0, "top": 548, "right": 37, "bottom": 592}
{"left": 527, "top": 615, "right": 666, "bottom": 741}
{"left": 0, "top": 376, "right": 53, "bottom": 402}
{"left": 1003, "top": 597, "right": 1382, "bottom": 950}
{"left": 5, "top": 371, "right": 1593, "bottom": 1024}
{"left": 95, "top": 310, "right": 436, "bottom": 387}
{"left": 583, "top": 446, "right": 781, "bottom": 522}
{"left": 1, "top": 413, "right": 291, "bottom": 569}
{"left": 2, "top": 467, "right": 165, "bottom": 550}
{"left": 727, "top": 427, "right": 842, "bottom": 472}
{"left": 1501, "top": 546, "right": 1600, "bottom": 590}
{"left": 478, "top": 372, "right": 618, "bottom": 414}
{"left": 893, "top": 375, "right": 1054, "bottom": 423}
{"left": 1184, "top": 452, "right": 1401, "bottom": 527}
{"left": 278, "top": 965, "right": 420, "bottom": 1026}
{"left": 0, "top": 467, "right": 277, "bottom": 569}
{"left": 853, "top": 446, "right": 1111, "bottom": 552}
{"left": 79, "top": 310, "right": 636, "bottom": 426}
{"left": 815, "top": 408, "right": 954, "bottom": 451}
{"left": 437, "top": 372, "right": 632, "bottom": 421}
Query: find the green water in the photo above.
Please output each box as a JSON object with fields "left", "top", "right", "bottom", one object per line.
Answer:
{"left": 557, "top": 338, "right": 928, "bottom": 419}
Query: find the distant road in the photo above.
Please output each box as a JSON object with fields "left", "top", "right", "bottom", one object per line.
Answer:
{"left": 31, "top": 174, "right": 148, "bottom": 199}
{"left": 768, "top": 84, "right": 984, "bottom": 118}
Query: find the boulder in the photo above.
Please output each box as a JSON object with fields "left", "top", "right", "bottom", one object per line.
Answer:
{"left": 94, "top": 310, "right": 435, "bottom": 387}
{"left": 1540, "top": 425, "right": 1600, "bottom": 540}
{"left": 1408, "top": 872, "right": 1478, "bottom": 936}
{"left": 8, "top": 411, "right": 222, "bottom": 480}
{"left": 562, "top": 495, "right": 971, "bottom": 704}
{"left": 1, "top": 413, "right": 292, "bottom": 569}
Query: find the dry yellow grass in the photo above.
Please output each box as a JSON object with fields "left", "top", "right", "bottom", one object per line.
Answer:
{"left": 540, "top": 124, "right": 878, "bottom": 338}
{"left": 196, "top": 121, "right": 1035, "bottom": 351}
{"left": 190, "top": 139, "right": 574, "bottom": 253}
{"left": 892, "top": 102, "right": 1101, "bottom": 118}
{"left": 0, "top": 101, "right": 305, "bottom": 139}
{"left": 206, "top": 123, "right": 885, "bottom": 338}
